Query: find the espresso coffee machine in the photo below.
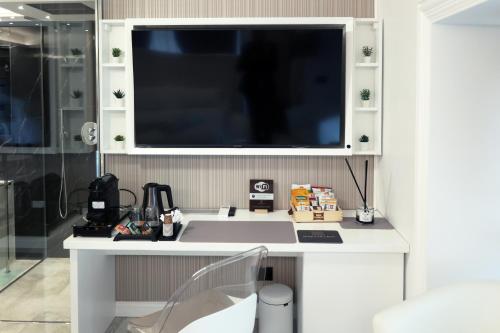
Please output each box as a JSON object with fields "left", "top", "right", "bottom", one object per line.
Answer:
{"left": 86, "top": 173, "right": 120, "bottom": 224}
{"left": 73, "top": 173, "right": 122, "bottom": 237}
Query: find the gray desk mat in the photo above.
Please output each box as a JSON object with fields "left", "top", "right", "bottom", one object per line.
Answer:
{"left": 180, "top": 221, "right": 296, "bottom": 243}
{"left": 340, "top": 217, "right": 393, "bottom": 230}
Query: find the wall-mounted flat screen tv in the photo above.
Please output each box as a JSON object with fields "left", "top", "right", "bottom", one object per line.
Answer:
{"left": 132, "top": 25, "right": 346, "bottom": 148}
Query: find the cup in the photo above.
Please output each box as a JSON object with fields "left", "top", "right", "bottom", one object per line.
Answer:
{"left": 145, "top": 206, "right": 160, "bottom": 227}
{"left": 162, "top": 213, "right": 173, "bottom": 237}
{"left": 129, "top": 207, "right": 142, "bottom": 226}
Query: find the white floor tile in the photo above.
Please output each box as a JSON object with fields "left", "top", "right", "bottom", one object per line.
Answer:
{"left": 0, "top": 321, "right": 70, "bottom": 333}
{"left": 0, "top": 258, "right": 70, "bottom": 322}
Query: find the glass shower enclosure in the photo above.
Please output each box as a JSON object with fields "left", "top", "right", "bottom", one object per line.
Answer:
{"left": 0, "top": 1, "right": 97, "bottom": 291}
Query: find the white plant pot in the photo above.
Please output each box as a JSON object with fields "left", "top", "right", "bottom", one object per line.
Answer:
{"left": 111, "top": 140, "right": 125, "bottom": 150}
{"left": 361, "top": 100, "right": 370, "bottom": 108}
{"left": 70, "top": 98, "right": 82, "bottom": 108}
{"left": 71, "top": 56, "right": 82, "bottom": 64}
{"left": 363, "top": 56, "right": 372, "bottom": 63}
{"left": 359, "top": 142, "right": 370, "bottom": 151}
{"left": 113, "top": 97, "right": 125, "bottom": 107}
{"left": 111, "top": 56, "right": 122, "bottom": 63}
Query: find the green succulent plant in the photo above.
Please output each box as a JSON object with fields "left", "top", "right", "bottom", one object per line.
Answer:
{"left": 359, "top": 135, "right": 369, "bottom": 143}
{"left": 71, "top": 90, "right": 83, "bottom": 99}
{"left": 112, "top": 48, "right": 122, "bottom": 57}
{"left": 70, "top": 48, "right": 83, "bottom": 56}
{"left": 114, "top": 135, "right": 125, "bottom": 142}
{"left": 360, "top": 89, "right": 371, "bottom": 101}
{"left": 362, "top": 46, "right": 373, "bottom": 57}
{"left": 112, "top": 89, "right": 125, "bottom": 99}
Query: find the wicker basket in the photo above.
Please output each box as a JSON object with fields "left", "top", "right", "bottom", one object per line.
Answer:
{"left": 290, "top": 203, "right": 343, "bottom": 223}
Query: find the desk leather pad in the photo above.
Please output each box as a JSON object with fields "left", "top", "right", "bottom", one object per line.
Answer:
{"left": 340, "top": 217, "right": 394, "bottom": 230}
{"left": 179, "top": 221, "right": 296, "bottom": 243}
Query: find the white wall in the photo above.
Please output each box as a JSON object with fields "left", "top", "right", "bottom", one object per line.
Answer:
{"left": 427, "top": 24, "right": 500, "bottom": 288}
{"left": 375, "top": 0, "right": 420, "bottom": 297}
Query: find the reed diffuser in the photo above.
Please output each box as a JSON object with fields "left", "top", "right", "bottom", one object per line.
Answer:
{"left": 345, "top": 158, "right": 375, "bottom": 223}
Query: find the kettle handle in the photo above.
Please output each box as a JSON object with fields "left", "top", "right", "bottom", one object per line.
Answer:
{"left": 156, "top": 185, "right": 174, "bottom": 212}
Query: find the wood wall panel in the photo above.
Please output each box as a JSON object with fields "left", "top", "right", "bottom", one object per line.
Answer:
{"left": 116, "top": 255, "right": 295, "bottom": 301}
{"left": 102, "top": 0, "right": 374, "bottom": 302}
{"left": 103, "top": 0, "right": 375, "bottom": 19}
{"left": 107, "top": 155, "right": 374, "bottom": 210}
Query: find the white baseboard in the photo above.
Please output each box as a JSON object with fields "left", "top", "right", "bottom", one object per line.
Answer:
{"left": 115, "top": 301, "right": 166, "bottom": 317}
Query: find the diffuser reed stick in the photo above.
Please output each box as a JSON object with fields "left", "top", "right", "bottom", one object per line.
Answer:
{"left": 344, "top": 158, "right": 367, "bottom": 209}
{"left": 363, "top": 160, "right": 368, "bottom": 210}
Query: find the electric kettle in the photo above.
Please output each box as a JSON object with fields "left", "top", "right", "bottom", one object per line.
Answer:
{"left": 141, "top": 183, "right": 174, "bottom": 227}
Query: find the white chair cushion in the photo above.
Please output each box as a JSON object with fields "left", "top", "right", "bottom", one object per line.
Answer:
{"left": 128, "top": 289, "right": 234, "bottom": 333}
{"left": 373, "top": 282, "right": 500, "bottom": 333}
{"left": 180, "top": 293, "right": 257, "bottom": 333}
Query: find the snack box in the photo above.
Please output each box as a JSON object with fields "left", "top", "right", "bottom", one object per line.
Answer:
{"left": 289, "top": 202, "right": 343, "bottom": 223}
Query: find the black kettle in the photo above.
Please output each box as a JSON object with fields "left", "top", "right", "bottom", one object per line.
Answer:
{"left": 141, "top": 183, "right": 174, "bottom": 219}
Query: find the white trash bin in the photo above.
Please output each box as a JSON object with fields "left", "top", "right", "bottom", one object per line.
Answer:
{"left": 258, "top": 283, "right": 293, "bottom": 333}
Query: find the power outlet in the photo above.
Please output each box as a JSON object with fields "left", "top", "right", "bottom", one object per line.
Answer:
{"left": 258, "top": 267, "right": 273, "bottom": 281}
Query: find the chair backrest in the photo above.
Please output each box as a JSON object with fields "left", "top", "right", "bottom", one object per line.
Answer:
{"left": 151, "top": 246, "right": 268, "bottom": 333}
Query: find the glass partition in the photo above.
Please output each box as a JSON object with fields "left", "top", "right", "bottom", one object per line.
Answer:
{"left": 0, "top": 1, "right": 97, "bottom": 291}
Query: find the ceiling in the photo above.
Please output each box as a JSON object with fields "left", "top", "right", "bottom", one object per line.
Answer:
{"left": 0, "top": 1, "right": 94, "bottom": 24}
{"left": 0, "top": 1, "right": 94, "bottom": 45}
{"left": 441, "top": 0, "right": 500, "bottom": 26}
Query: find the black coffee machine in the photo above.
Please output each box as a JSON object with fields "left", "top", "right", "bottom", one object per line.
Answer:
{"left": 142, "top": 183, "right": 174, "bottom": 225}
{"left": 73, "top": 173, "right": 122, "bottom": 237}
{"left": 87, "top": 173, "right": 120, "bottom": 225}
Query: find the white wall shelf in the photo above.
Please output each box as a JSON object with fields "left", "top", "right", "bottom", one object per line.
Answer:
{"left": 62, "top": 107, "right": 84, "bottom": 111}
{"left": 355, "top": 107, "right": 378, "bottom": 112}
{"left": 103, "top": 149, "right": 127, "bottom": 155}
{"left": 102, "top": 106, "right": 126, "bottom": 111}
{"left": 353, "top": 150, "right": 377, "bottom": 155}
{"left": 60, "top": 63, "right": 84, "bottom": 69}
{"left": 99, "top": 19, "right": 127, "bottom": 154}
{"left": 102, "top": 63, "right": 125, "bottom": 68}
{"left": 356, "top": 63, "right": 379, "bottom": 68}
{"left": 352, "top": 18, "right": 383, "bottom": 155}
{"left": 98, "top": 18, "right": 382, "bottom": 156}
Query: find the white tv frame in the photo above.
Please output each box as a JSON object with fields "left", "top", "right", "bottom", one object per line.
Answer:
{"left": 124, "top": 17, "right": 353, "bottom": 156}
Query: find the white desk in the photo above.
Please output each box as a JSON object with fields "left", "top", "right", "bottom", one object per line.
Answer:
{"left": 64, "top": 210, "right": 409, "bottom": 333}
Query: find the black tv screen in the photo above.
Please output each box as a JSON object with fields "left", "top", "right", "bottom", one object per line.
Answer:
{"left": 132, "top": 25, "right": 345, "bottom": 148}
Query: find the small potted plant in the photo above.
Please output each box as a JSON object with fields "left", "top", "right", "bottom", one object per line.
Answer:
{"left": 113, "top": 134, "right": 125, "bottom": 150}
{"left": 70, "top": 48, "right": 83, "bottom": 63}
{"left": 362, "top": 46, "right": 373, "bottom": 63}
{"left": 71, "top": 134, "right": 83, "bottom": 149}
{"left": 111, "top": 48, "right": 122, "bottom": 63}
{"left": 70, "top": 89, "right": 83, "bottom": 107}
{"left": 112, "top": 89, "right": 125, "bottom": 107}
{"left": 359, "top": 135, "right": 370, "bottom": 150}
{"left": 360, "top": 89, "right": 371, "bottom": 108}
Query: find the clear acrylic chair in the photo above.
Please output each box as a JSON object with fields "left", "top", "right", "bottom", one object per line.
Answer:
{"left": 127, "top": 246, "right": 268, "bottom": 333}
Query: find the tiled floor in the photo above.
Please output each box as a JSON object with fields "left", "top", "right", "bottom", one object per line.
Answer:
{"left": 0, "top": 321, "right": 70, "bottom": 333}
{"left": 0, "top": 258, "right": 264, "bottom": 333}
{"left": 0, "top": 259, "right": 39, "bottom": 292}
{"left": 0, "top": 258, "right": 70, "bottom": 333}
